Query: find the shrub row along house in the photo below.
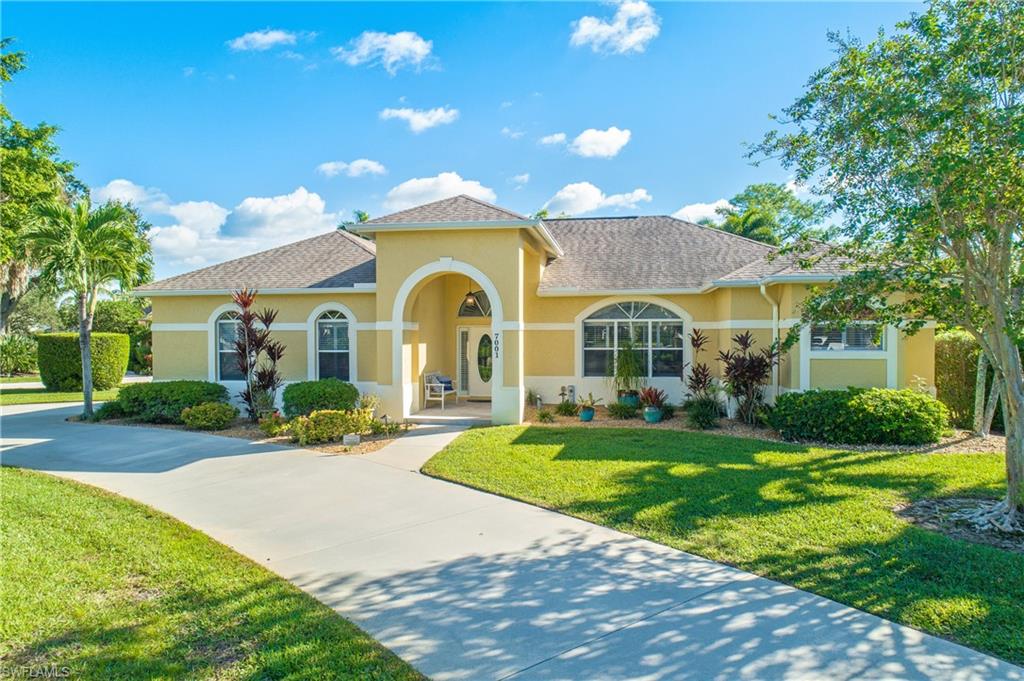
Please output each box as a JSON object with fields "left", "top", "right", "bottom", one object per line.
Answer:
{"left": 137, "top": 195, "right": 935, "bottom": 424}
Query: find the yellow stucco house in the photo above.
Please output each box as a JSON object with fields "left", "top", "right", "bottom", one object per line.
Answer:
{"left": 137, "top": 194, "right": 935, "bottom": 424}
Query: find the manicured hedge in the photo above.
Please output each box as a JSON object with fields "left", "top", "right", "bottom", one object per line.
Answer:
{"left": 0, "top": 333, "right": 38, "bottom": 375}
{"left": 181, "top": 402, "right": 239, "bottom": 430}
{"left": 934, "top": 330, "right": 980, "bottom": 429}
{"left": 282, "top": 378, "right": 359, "bottom": 418}
{"left": 768, "top": 388, "right": 949, "bottom": 445}
{"left": 37, "top": 332, "right": 129, "bottom": 391}
{"left": 106, "top": 380, "right": 229, "bottom": 423}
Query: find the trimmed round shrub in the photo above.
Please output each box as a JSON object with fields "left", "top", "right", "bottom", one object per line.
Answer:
{"left": 768, "top": 388, "right": 949, "bottom": 445}
{"left": 109, "top": 380, "right": 229, "bottom": 423}
{"left": 282, "top": 378, "right": 359, "bottom": 418}
{"left": 181, "top": 401, "right": 239, "bottom": 431}
{"left": 0, "top": 333, "right": 38, "bottom": 375}
{"left": 37, "top": 332, "right": 129, "bottom": 391}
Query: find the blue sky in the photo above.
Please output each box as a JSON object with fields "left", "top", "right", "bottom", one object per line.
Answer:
{"left": 6, "top": 1, "right": 916, "bottom": 279}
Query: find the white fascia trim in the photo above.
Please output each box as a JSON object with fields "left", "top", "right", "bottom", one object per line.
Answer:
{"left": 538, "top": 286, "right": 709, "bottom": 297}
{"left": 353, "top": 219, "right": 535, "bottom": 232}
{"left": 137, "top": 286, "right": 376, "bottom": 297}
{"left": 711, "top": 274, "right": 839, "bottom": 288}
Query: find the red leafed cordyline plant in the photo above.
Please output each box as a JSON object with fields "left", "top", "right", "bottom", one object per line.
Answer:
{"left": 718, "top": 331, "right": 780, "bottom": 424}
{"left": 232, "top": 288, "right": 286, "bottom": 422}
{"left": 639, "top": 386, "right": 667, "bottom": 409}
{"left": 686, "top": 329, "right": 714, "bottom": 399}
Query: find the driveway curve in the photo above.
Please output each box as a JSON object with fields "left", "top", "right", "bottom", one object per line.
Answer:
{"left": 2, "top": 403, "right": 1021, "bottom": 681}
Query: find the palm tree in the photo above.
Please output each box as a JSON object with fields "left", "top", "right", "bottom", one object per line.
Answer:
{"left": 718, "top": 209, "right": 780, "bottom": 245}
{"left": 25, "top": 198, "right": 151, "bottom": 416}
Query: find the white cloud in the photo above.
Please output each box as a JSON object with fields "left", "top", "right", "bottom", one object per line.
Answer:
{"left": 569, "top": 126, "right": 631, "bottom": 158}
{"left": 183, "top": 66, "right": 196, "bottom": 77}
{"left": 570, "top": 0, "right": 660, "bottom": 55}
{"left": 501, "top": 126, "right": 524, "bottom": 140}
{"left": 511, "top": 173, "right": 530, "bottom": 186}
{"left": 93, "top": 179, "right": 339, "bottom": 274}
{"left": 544, "top": 182, "right": 651, "bottom": 216}
{"left": 332, "top": 31, "right": 433, "bottom": 75}
{"left": 379, "top": 106, "right": 459, "bottom": 133}
{"left": 539, "top": 132, "right": 567, "bottom": 145}
{"left": 316, "top": 158, "right": 387, "bottom": 178}
{"left": 227, "top": 28, "right": 298, "bottom": 52}
{"left": 94, "top": 179, "right": 170, "bottom": 211}
{"left": 672, "top": 198, "right": 733, "bottom": 224}
{"left": 384, "top": 172, "right": 496, "bottom": 211}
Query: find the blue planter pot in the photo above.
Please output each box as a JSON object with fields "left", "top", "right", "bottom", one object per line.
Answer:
{"left": 618, "top": 393, "right": 640, "bottom": 409}
{"left": 643, "top": 407, "right": 663, "bottom": 423}
{"left": 579, "top": 407, "right": 595, "bottom": 422}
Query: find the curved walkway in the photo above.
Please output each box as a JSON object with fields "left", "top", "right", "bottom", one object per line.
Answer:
{"left": 2, "top": 403, "right": 1021, "bottom": 681}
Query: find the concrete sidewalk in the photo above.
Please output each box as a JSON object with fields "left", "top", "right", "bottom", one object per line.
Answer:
{"left": 2, "top": 402, "right": 1021, "bottom": 681}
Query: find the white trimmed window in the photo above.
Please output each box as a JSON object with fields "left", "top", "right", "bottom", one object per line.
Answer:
{"left": 582, "top": 302, "right": 685, "bottom": 377}
{"left": 216, "top": 312, "right": 244, "bottom": 380}
{"left": 810, "top": 322, "right": 884, "bottom": 351}
{"left": 316, "top": 310, "right": 350, "bottom": 380}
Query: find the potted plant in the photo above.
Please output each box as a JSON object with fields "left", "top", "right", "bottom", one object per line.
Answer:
{"left": 611, "top": 338, "right": 645, "bottom": 408}
{"left": 639, "top": 386, "right": 667, "bottom": 423}
{"left": 578, "top": 393, "right": 602, "bottom": 422}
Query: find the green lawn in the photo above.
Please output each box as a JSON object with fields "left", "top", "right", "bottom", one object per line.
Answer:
{"left": 0, "top": 386, "right": 121, "bottom": 406}
{"left": 423, "top": 426, "right": 1024, "bottom": 665}
{"left": 0, "top": 374, "right": 40, "bottom": 384}
{"left": 0, "top": 467, "right": 423, "bottom": 680}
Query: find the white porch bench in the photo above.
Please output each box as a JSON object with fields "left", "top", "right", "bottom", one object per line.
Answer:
{"left": 424, "top": 372, "right": 458, "bottom": 410}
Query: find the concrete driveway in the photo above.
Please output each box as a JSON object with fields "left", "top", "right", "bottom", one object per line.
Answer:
{"left": 2, "top": 403, "right": 1021, "bottom": 681}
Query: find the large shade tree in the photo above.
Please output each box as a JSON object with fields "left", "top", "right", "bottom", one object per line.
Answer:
{"left": 25, "top": 198, "right": 152, "bottom": 416}
{"left": 1, "top": 37, "right": 82, "bottom": 331}
{"left": 756, "top": 0, "right": 1024, "bottom": 531}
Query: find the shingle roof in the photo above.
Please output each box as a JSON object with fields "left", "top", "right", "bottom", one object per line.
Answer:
{"left": 367, "top": 194, "right": 529, "bottom": 224}
{"left": 137, "top": 229, "right": 376, "bottom": 292}
{"left": 539, "top": 216, "right": 775, "bottom": 292}
{"left": 717, "top": 242, "right": 851, "bottom": 282}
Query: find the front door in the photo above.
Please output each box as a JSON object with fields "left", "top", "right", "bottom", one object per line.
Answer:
{"left": 459, "top": 326, "right": 493, "bottom": 398}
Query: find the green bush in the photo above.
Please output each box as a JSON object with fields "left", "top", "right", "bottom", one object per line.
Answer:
{"left": 769, "top": 388, "right": 949, "bottom": 445}
{"left": 536, "top": 409, "right": 555, "bottom": 423}
{"left": 289, "top": 408, "right": 373, "bottom": 446}
{"left": 607, "top": 402, "right": 638, "bottom": 419}
{"left": 181, "top": 402, "right": 238, "bottom": 430}
{"left": 59, "top": 298, "right": 146, "bottom": 336}
{"left": 282, "top": 378, "right": 359, "bottom": 418}
{"left": 934, "top": 330, "right": 980, "bottom": 429}
{"left": 686, "top": 396, "right": 721, "bottom": 430}
{"left": 37, "top": 332, "right": 129, "bottom": 391}
{"left": 0, "top": 333, "right": 38, "bottom": 375}
{"left": 108, "top": 380, "right": 229, "bottom": 423}
{"left": 555, "top": 400, "right": 579, "bottom": 417}
{"left": 258, "top": 412, "right": 288, "bottom": 437}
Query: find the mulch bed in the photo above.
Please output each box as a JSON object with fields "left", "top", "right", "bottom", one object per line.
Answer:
{"left": 894, "top": 497, "right": 1024, "bottom": 553}
{"left": 77, "top": 417, "right": 409, "bottom": 456}
{"left": 524, "top": 405, "right": 1006, "bottom": 455}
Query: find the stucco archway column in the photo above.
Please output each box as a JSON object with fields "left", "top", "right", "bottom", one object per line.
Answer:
{"left": 386, "top": 257, "right": 523, "bottom": 425}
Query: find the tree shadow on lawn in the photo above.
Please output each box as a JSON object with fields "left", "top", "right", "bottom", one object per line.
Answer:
{"left": 6, "top": 576, "right": 420, "bottom": 680}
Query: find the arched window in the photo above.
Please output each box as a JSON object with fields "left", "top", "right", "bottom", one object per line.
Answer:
{"left": 582, "top": 301, "right": 684, "bottom": 378}
{"left": 216, "top": 311, "right": 244, "bottom": 380}
{"left": 316, "top": 310, "right": 350, "bottom": 380}
{"left": 458, "top": 290, "right": 492, "bottom": 317}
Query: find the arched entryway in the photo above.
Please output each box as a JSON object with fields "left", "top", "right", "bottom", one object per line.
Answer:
{"left": 390, "top": 258, "right": 508, "bottom": 422}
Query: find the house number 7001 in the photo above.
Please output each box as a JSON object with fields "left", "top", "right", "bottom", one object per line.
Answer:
{"left": 493, "top": 332, "right": 500, "bottom": 359}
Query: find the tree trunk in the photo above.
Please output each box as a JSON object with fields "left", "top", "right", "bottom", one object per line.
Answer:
{"left": 993, "top": 331, "right": 1024, "bottom": 527}
{"left": 0, "top": 261, "right": 32, "bottom": 334}
{"left": 78, "top": 292, "right": 94, "bottom": 418}
{"left": 973, "top": 351, "right": 989, "bottom": 434}
{"left": 982, "top": 374, "right": 1002, "bottom": 436}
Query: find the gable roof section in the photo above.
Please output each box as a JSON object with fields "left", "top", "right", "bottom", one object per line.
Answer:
{"left": 367, "top": 194, "right": 529, "bottom": 225}
{"left": 540, "top": 216, "right": 775, "bottom": 293}
{"left": 137, "top": 229, "right": 376, "bottom": 293}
